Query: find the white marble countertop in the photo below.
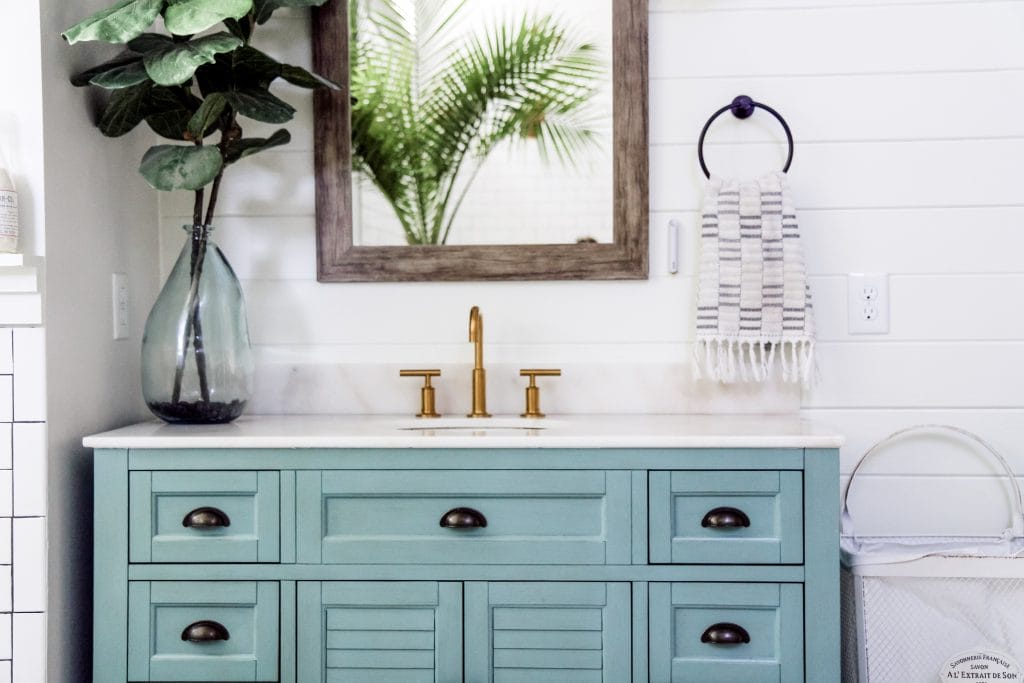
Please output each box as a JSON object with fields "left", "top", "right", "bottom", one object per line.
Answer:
{"left": 83, "top": 414, "right": 844, "bottom": 449}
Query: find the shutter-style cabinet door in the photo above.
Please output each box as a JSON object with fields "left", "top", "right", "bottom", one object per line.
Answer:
{"left": 297, "top": 581, "right": 463, "bottom": 682}
{"left": 465, "top": 581, "right": 632, "bottom": 682}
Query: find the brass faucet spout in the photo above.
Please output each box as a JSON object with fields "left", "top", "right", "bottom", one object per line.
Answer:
{"left": 469, "top": 306, "right": 483, "bottom": 369}
{"left": 467, "top": 306, "right": 490, "bottom": 417}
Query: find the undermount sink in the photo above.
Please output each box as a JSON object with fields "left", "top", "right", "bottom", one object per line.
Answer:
{"left": 395, "top": 417, "right": 554, "bottom": 431}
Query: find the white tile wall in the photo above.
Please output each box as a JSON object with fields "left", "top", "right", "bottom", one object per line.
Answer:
{"left": 0, "top": 472, "right": 10, "bottom": 519}
{"left": 0, "top": 520, "right": 9, "bottom": 566}
{"left": 0, "top": 325, "right": 45, "bottom": 679}
{"left": 0, "top": 615, "right": 9, "bottom": 660}
{"left": 0, "top": 393, "right": 8, "bottom": 680}
{"left": 0, "top": 379, "right": 11, "bottom": 426}
{"left": 12, "top": 519, "right": 45, "bottom": 613}
{"left": 12, "top": 613, "right": 44, "bottom": 683}
{"left": 156, "top": 3, "right": 1024, "bottom": 538}
{"left": 0, "top": 568, "right": 9, "bottom": 613}
{"left": 12, "top": 425, "right": 45, "bottom": 518}
{"left": 0, "top": 425, "right": 10, "bottom": 471}
{"left": 0, "top": 333, "right": 12, "bottom": 376}
{"left": 12, "top": 329, "right": 44, "bottom": 424}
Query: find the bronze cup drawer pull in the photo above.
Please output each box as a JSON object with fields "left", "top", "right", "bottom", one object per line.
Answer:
{"left": 701, "top": 506, "right": 751, "bottom": 529}
{"left": 181, "top": 620, "right": 231, "bottom": 643}
{"left": 700, "top": 622, "right": 751, "bottom": 645}
{"left": 439, "top": 507, "right": 487, "bottom": 529}
{"left": 182, "top": 506, "right": 232, "bottom": 529}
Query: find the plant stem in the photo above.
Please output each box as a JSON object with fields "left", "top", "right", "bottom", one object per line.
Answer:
{"left": 169, "top": 111, "right": 241, "bottom": 405}
{"left": 171, "top": 225, "right": 211, "bottom": 404}
{"left": 189, "top": 241, "right": 211, "bottom": 403}
{"left": 192, "top": 187, "right": 205, "bottom": 228}
{"left": 191, "top": 135, "right": 206, "bottom": 227}
{"left": 203, "top": 172, "right": 223, "bottom": 227}
{"left": 204, "top": 112, "right": 239, "bottom": 227}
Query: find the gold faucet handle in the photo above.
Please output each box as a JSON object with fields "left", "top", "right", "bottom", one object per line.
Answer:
{"left": 519, "top": 369, "right": 561, "bottom": 418}
{"left": 400, "top": 369, "right": 442, "bottom": 418}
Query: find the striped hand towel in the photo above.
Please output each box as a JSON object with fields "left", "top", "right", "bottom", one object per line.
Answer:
{"left": 694, "top": 172, "right": 815, "bottom": 384}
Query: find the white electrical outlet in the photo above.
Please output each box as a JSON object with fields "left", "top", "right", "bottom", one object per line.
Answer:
{"left": 112, "top": 273, "right": 130, "bottom": 340}
{"left": 848, "top": 273, "right": 889, "bottom": 334}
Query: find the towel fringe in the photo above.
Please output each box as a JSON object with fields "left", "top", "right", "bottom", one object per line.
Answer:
{"left": 693, "top": 339, "right": 815, "bottom": 385}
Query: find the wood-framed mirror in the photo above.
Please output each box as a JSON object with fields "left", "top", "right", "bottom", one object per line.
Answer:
{"left": 312, "top": 0, "right": 648, "bottom": 281}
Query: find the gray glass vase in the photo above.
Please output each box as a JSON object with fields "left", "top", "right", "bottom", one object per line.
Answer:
{"left": 141, "top": 225, "right": 253, "bottom": 424}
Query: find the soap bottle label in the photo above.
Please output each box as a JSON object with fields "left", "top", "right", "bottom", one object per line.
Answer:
{"left": 0, "top": 189, "right": 17, "bottom": 239}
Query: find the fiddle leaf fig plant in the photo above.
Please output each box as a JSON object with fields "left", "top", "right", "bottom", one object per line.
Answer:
{"left": 63, "top": 0, "right": 341, "bottom": 227}
{"left": 64, "top": 0, "right": 341, "bottom": 422}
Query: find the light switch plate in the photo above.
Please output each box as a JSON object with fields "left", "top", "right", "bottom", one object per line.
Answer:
{"left": 667, "top": 219, "right": 680, "bottom": 274}
{"left": 112, "top": 272, "right": 129, "bottom": 340}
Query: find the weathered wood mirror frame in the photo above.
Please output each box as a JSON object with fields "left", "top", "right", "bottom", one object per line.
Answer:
{"left": 312, "top": 0, "right": 648, "bottom": 282}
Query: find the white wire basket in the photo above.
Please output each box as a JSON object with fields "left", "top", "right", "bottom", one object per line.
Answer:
{"left": 840, "top": 425, "right": 1024, "bottom": 683}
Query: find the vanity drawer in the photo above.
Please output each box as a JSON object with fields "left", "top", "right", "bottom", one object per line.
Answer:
{"left": 129, "top": 471, "right": 280, "bottom": 563}
{"left": 127, "top": 581, "right": 279, "bottom": 682}
{"left": 296, "top": 470, "right": 632, "bottom": 565}
{"left": 649, "top": 470, "right": 803, "bottom": 564}
{"left": 649, "top": 582, "right": 804, "bottom": 683}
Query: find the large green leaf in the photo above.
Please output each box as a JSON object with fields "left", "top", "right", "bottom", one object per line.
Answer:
{"left": 195, "top": 46, "right": 279, "bottom": 96}
{"left": 144, "top": 86, "right": 203, "bottom": 139}
{"left": 195, "top": 58, "right": 232, "bottom": 96}
{"left": 163, "top": 0, "right": 253, "bottom": 36}
{"left": 224, "top": 129, "right": 290, "bottom": 163}
{"left": 280, "top": 64, "right": 341, "bottom": 90}
{"left": 187, "top": 93, "right": 228, "bottom": 139}
{"left": 139, "top": 145, "right": 223, "bottom": 191}
{"left": 127, "top": 32, "right": 174, "bottom": 53}
{"left": 226, "top": 46, "right": 281, "bottom": 87}
{"left": 223, "top": 87, "right": 295, "bottom": 123}
{"left": 90, "top": 60, "right": 150, "bottom": 89}
{"left": 223, "top": 16, "right": 253, "bottom": 42}
{"left": 62, "top": 0, "right": 164, "bottom": 45}
{"left": 99, "top": 81, "right": 154, "bottom": 136}
{"left": 143, "top": 33, "right": 242, "bottom": 86}
{"left": 71, "top": 51, "right": 143, "bottom": 87}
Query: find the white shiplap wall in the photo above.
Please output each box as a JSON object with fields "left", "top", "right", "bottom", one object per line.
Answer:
{"left": 159, "top": 1, "right": 1024, "bottom": 536}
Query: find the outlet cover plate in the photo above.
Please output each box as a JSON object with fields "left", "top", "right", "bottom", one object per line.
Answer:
{"left": 848, "top": 272, "right": 889, "bottom": 334}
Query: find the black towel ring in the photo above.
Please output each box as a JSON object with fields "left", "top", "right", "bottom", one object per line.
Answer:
{"left": 697, "top": 95, "right": 794, "bottom": 179}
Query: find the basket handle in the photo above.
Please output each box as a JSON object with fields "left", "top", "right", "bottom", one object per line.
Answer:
{"left": 841, "top": 424, "right": 1024, "bottom": 543}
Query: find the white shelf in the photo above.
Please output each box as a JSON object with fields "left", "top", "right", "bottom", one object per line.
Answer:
{"left": 0, "top": 258, "right": 41, "bottom": 326}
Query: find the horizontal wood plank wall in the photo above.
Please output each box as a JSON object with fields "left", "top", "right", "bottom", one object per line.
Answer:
{"left": 159, "top": 2, "right": 1024, "bottom": 534}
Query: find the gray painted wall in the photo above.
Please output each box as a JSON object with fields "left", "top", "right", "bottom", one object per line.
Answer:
{"left": 39, "top": 1, "right": 161, "bottom": 679}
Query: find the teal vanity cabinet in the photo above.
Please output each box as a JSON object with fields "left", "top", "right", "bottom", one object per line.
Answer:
{"left": 87, "top": 417, "right": 841, "bottom": 682}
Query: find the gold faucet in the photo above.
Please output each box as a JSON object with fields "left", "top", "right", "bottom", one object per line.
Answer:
{"left": 468, "top": 306, "right": 491, "bottom": 417}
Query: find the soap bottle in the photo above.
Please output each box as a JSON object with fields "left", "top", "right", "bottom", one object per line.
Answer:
{"left": 0, "top": 155, "right": 19, "bottom": 253}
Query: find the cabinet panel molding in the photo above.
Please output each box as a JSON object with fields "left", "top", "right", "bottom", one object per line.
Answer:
{"left": 127, "top": 580, "right": 279, "bottom": 682}
{"left": 298, "top": 470, "right": 630, "bottom": 566}
{"left": 649, "top": 470, "right": 804, "bottom": 564}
